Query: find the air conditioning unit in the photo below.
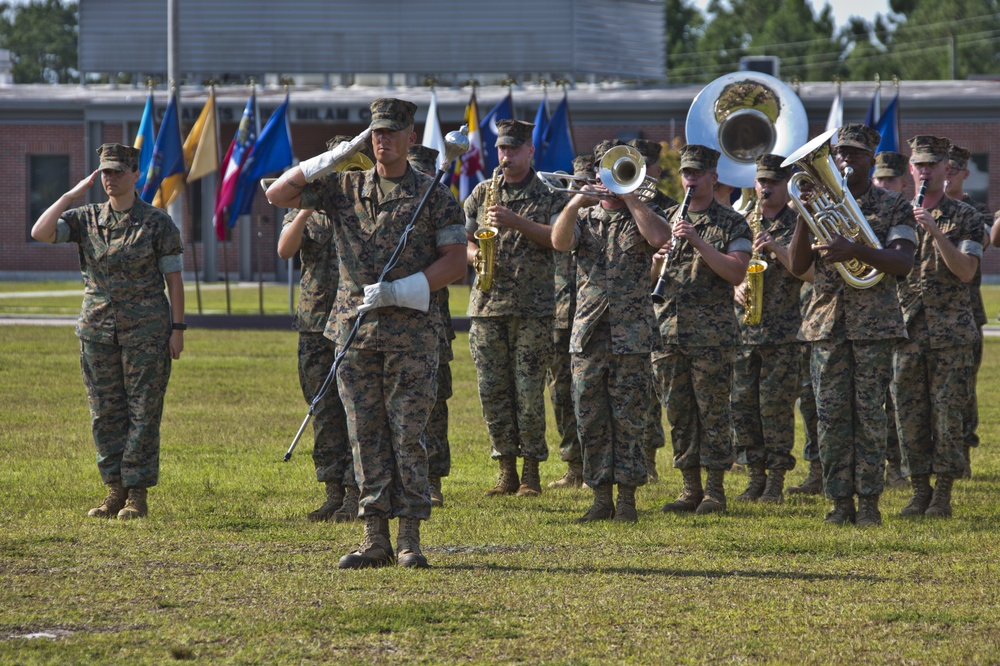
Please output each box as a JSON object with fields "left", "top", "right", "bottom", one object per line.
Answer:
{"left": 739, "top": 56, "right": 780, "bottom": 77}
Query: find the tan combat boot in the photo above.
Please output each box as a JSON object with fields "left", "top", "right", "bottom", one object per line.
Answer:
{"left": 645, "top": 448, "right": 659, "bottom": 483}
{"left": 758, "top": 468, "right": 786, "bottom": 504}
{"left": 517, "top": 458, "right": 542, "bottom": 497}
{"left": 576, "top": 483, "right": 615, "bottom": 522}
{"left": 428, "top": 474, "right": 444, "bottom": 508}
{"left": 396, "top": 517, "right": 430, "bottom": 568}
{"left": 925, "top": 474, "right": 955, "bottom": 518}
{"left": 307, "top": 482, "right": 344, "bottom": 522}
{"left": 899, "top": 474, "right": 932, "bottom": 517}
{"left": 661, "top": 466, "right": 703, "bottom": 513}
{"left": 333, "top": 485, "right": 360, "bottom": 523}
{"left": 696, "top": 468, "right": 727, "bottom": 514}
{"left": 786, "top": 459, "right": 823, "bottom": 495}
{"left": 338, "top": 515, "right": 394, "bottom": 569}
{"left": 823, "top": 497, "right": 856, "bottom": 525}
{"left": 735, "top": 462, "right": 767, "bottom": 502}
{"left": 613, "top": 484, "right": 638, "bottom": 522}
{"left": 88, "top": 481, "right": 127, "bottom": 518}
{"left": 484, "top": 455, "right": 520, "bottom": 496}
{"left": 855, "top": 494, "right": 882, "bottom": 528}
{"left": 884, "top": 459, "right": 909, "bottom": 489}
{"left": 117, "top": 487, "right": 148, "bottom": 520}
{"left": 548, "top": 460, "right": 584, "bottom": 489}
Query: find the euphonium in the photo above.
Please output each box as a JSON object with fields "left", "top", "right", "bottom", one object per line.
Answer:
{"left": 741, "top": 193, "right": 769, "bottom": 326}
{"left": 473, "top": 165, "right": 503, "bottom": 291}
{"left": 781, "top": 128, "right": 885, "bottom": 290}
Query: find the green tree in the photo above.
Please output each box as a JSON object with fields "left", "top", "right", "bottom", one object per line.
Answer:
{"left": 0, "top": 0, "right": 78, "bottom": 84}
{"left": 664, "top": 0, "right": 709, "bottom": 83}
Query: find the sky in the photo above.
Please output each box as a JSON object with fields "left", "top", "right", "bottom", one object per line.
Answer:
{"left": 691, "top": 0, "right": 893, "bottom": 29}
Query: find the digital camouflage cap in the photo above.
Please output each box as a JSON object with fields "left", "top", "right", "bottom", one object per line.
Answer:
{"left": 369, "top": 98, "right": 417, "bottom": 131}
{"left": 679, "top": 144, "right": 720, "bottom": 171}
{"left": 628, "top": 139, "right": 662, "bottom": 167}
{"left": 97, "top": 143, "right": 139, "bottom": 171}
{"left": 572, "top": 154, "right": 594, "bottom": 177}
{"left": 407, "top": 144, "right": 439, "bottom": 174}
{"left": 755, "top": 153, "right": 790, "bottom": 181}
{"left": 836, "top": 123, "right": 880, "bottom": 154}
{"left": 948, "top": 144, "right": 971, "bottom": 170}
{"left": 495, "top": 120, "right": 534, "bottom": 147}
{"left": 908, "top": 135, "right": 950, "bottom": 164}
{"left": 592, "top": 139, "right": 622, "bottom": 163}
{"left": 873, "top": 151, "right": 908, "bottom": 179}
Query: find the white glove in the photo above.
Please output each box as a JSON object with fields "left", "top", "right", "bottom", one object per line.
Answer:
{"left": 357, "top": 272, "right": 430, "bottom": 314}
{"left": 299, "top": 128, "right": 372, "bottom": 182}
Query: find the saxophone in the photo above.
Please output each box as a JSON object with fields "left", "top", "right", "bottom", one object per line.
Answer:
{"left": 473, "top": 165, "right": 504, "bottom": 291}
{"left": 741, "top": 192, "right": 770, "bottom": 326}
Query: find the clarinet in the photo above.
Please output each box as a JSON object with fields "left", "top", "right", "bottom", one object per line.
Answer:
{"left": 915, "top": 179, "right": 928, "bottom": 207}
{"left": 651, "top": 187, "right": 694, "bottom": 304}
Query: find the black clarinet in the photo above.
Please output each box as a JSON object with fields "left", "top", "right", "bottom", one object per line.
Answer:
{"left": 915, "top": 179, "right": 928, "bottom": 207}
{"left": 651, "top": 187, "right": 694, "bottom": 304}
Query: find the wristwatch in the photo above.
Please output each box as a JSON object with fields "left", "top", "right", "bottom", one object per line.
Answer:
{"left": 171, "top": 323, "right": 188, "bottom": 331}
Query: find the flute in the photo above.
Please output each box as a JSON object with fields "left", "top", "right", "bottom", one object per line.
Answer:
{"left": 651, "top": 186, "right": 694, "bottom": 304}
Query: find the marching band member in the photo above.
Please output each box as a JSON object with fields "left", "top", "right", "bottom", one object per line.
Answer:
{"left": 653, "top": 145, "right": 752, "bottom": 516}
{"left": 788, "top": 123, "right": 916, "bottom": 528}
{"left": 731, "top": 154, "right": 809, "bottom": 503}
{"left": 465, "top": 120, "right": 569, "bottom": 498}
{"left": 551, "top": 143, "right": 670, "bottom": 522}
{"left": 892, "top": 135, "right": 983, "bottom": 519}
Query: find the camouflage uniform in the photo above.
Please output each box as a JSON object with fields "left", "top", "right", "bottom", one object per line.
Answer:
{"left": 425, "top": 287, "right": 455, "bottom": 479}
{"left": 300, "top": 165, "right": 466, "bottom": 521}
{"left": 549, "top": 235, "right": 581, "bottom": 464}
{"left": 797, "top": 283, "right": 819, "bottom": 462}
{"left": 570, "top": 203, "right": 664, "bottom": 487}
{"left": 652, "top": 198, "right": 752, "bottom": 471}
{"left": 55, "top": 191, "right": 183, "bottom": 489}
{"left": 799, "top": 185, "right": 916, "bottom": 501}
{"left": 465, "top": 171, "right": 569, "bottom": 463}
{"left": 282, "top": 210, "right": 353, "bottom": 490}
{"left": 957, "top": 192, "right": 991, "bottom": 457}
{"left": 732, "top": 204, "right": 802, "bottom": 471}
{"left": 891, "top": 195, "right": 983, "bottom": 476}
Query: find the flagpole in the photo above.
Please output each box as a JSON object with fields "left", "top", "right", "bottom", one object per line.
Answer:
{"left": 183, "top": 182, "right": 203, "bottom": 314}
{"left": 256, "top": 216, "right": 264, "bottom": 316}
{"left": 222, "top": 238, "right": 231, "bottom": 314}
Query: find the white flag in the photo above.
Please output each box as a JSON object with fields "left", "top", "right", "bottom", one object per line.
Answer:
{"left": 421, "top": 91, "right": 447, "bottom": 170}
{"left": 825, "top": 85, "right": 843, "bottom": 134}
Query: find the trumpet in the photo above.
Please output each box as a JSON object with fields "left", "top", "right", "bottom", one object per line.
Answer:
{"left": 537, "top": 145, "right": 658, "bottom": 202}
{"left": 651, "top": 186, "right": 694, "bottom": 303}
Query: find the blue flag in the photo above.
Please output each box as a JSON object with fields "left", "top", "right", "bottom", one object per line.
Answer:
{"left": 532, "top": 97, "right": 550, "bottom": 165}
{"left": 140, "top": 92, "right": 184, "bottom": 204}
{"left": 537, "top": 93, "right": 574, "bottom": 174}
{"left": 875, "top": 92, "right": 899, "bottom": 154}
{"left": 480, "top": 93, "right": 513, "bottom": 174}
{"left": 134, "top": 91, "right": 154, "bottom": 189}
{"left": 230, "top": 93, "right": 294, "bottom": 225}
{"left": 214, "top": 92, "right": 257, "bottom": 239}
{"left": 863, "top": 86, "right": 881, "bottom": 128}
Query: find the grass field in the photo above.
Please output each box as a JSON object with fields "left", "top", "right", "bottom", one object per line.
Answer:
{"left": 3, "top": 286, "right": 1000, "bottom": 663}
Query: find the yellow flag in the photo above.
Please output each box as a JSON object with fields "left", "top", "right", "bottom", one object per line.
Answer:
{"left": 154, "top": 90, "right": 219, "bottom": 209}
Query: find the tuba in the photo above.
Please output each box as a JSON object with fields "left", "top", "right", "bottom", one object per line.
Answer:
{"left": 686, "top": 72, "right": 808, "bottom": 190}
{"left": 741, "top": 193, "right": 770, "bottom": 326}
{"left": 473, "top": 165, "right": 503, "bottom": 291}
{"left": 781, "top": 128, "right": 884, "bottom": 289}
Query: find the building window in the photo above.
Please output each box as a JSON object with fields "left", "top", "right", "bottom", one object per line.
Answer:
{"left": 28, "top": 155, "right": 70, "bottom": 239}
{"left": 967, "top": 153, "right": 989, "bottom": 208}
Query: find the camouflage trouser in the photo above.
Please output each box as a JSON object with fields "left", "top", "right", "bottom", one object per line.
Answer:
{"left": 572, "top": 323, "right": 649, "bottom": 487}
{"left": 653, "top": 344, "right": 735, "bottom": 471}
{"left": 885, "top": 389, "right": 901, "bottom": 466}
{"left": 298, "top": 333, "right": 353, "bottom": 487}
{"left": 469, "top": 316, "right": 553, "bottom": 461}
{"left": 810, "top": 338, "right": 893, "bottom": 500}
{"left": 424, "top": 361, "right": 452, "bottom": 478}
{"left": 336, "top": 348, "right": 437, "bottom": 520}
{"left": 731, "top": 343, "right": 799, "bottom": 470}
{"left": 645, "top": 368, "right": 666, "bottom": 451}
{"left": 891, "top": 337, "right": 972, "bottom": 477}
{"left": 80, "top": 337, "right": 171, "bottom": 489}
{"left": 798, "top": 344, "right": 819, "bottom": 462}
{"left": 962, "top": 328, "right": 983, "bottom": 449}
{"left": 547, "top": 328, "right": 581, "bottom": 463}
